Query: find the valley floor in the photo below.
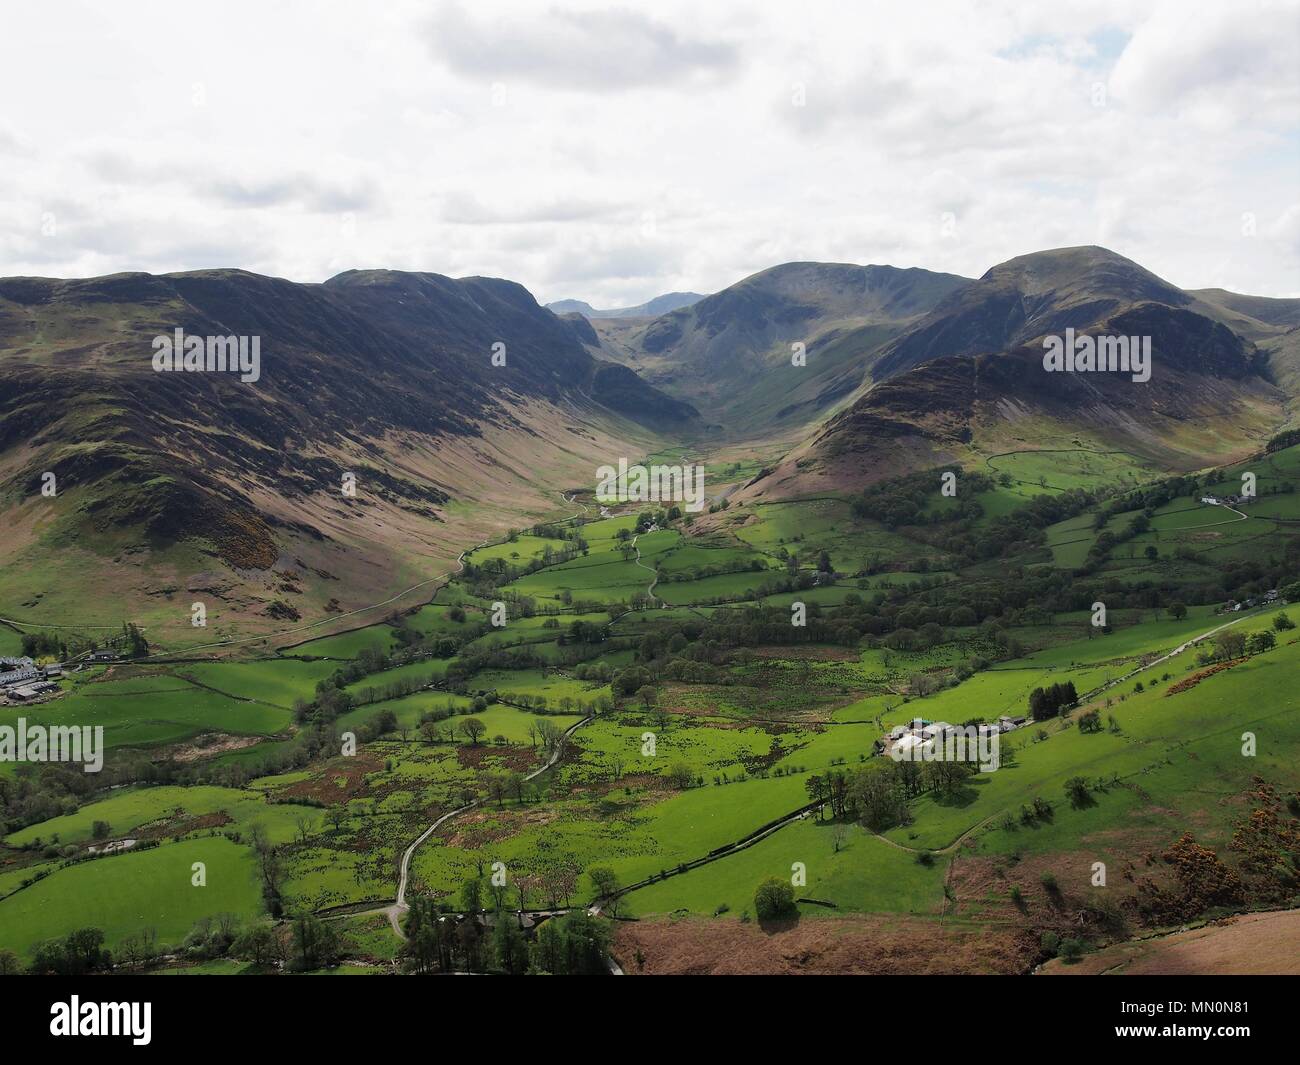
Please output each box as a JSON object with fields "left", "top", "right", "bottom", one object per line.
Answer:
{"left": 3, "top": 445, "right": 1299, "bottom": 975}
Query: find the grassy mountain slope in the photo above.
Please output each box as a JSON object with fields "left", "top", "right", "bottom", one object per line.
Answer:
{"left": 0, "top": 269, "right": 686, "bottom": 648}
{"left": 592, "top": 262, "right": 970, "bottom": 438}
{"left": 741, "top": 307, "right": 1283, "bottom": 502}
{"left": 736, "top": 248, "right": 1294, "bottom": 502}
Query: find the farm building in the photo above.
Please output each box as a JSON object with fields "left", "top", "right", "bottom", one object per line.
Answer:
{"left": 892, "top": 734, "right": 932, "bottom": 757}
{"left": 0, "top": 667, "right": 44, "bottom": 688}
{"left": 8, "top": 681, "right": 58, "bottom": 701}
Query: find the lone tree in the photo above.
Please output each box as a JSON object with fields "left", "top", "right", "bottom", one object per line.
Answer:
{"left": 588, "top": 866, "right": 622, "bottom": 915}
{"left": 1064, "top": 776, "right": 1092, "bottom": 809}
{"left": 1213, "top": 629, "right": 1247, "bottom": 662}
{"left": 459, "top": 717, "right": 487, "bottom": 745}
{"left": 753, "top": 876, "right": 796, "bottom": 921}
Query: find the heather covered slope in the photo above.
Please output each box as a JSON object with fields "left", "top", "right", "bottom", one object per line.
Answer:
{"left": 0, "top": 268, "right": 688, "bottom": 646}
{"left": 740, "top": 306, "right": 1283, "bottom": 502}
{"left": 869, "top": 246, "right": 1195, "bottom": 381}
{"left": 736, "top": 248, "right": 1295, "bottom": 502}
{"left": 585, "top": 246, "right": 1300, "bottom": 451}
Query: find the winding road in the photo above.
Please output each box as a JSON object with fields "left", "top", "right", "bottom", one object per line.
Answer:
{"left": 385, "top": 714, "right": 593, "bottom": 936}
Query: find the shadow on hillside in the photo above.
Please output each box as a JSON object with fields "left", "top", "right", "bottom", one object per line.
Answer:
{"left": 757, "top": 913, "right": 801, "bottom": 935}
{"left": 931, "top": 783, "right": 980, "bottom": 809}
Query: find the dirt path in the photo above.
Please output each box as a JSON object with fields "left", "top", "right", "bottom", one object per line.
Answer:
{"left": 383, "top": 714, "right": 593, "bottom": 937}
{"left": 1080, "top": 605, "right": 1264, "bottom": 702}
{"left": 1174, "top": 502, "right": 1248, "bottom": 531}
{"left": 630, "top": 533, "right": 661, "bottom": 605}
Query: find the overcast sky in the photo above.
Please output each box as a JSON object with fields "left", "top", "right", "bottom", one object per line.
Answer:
{"left": 1, "top": 0, "right": 1297, "bottom": 303}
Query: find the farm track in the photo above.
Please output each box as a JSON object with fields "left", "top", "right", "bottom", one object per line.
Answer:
{"left": 1079, "top": 605, "right": 1265, "bottom": 702}
{"left": 1173, "top": 503, "right": 1248, "bottom": 531}
{"left": 383, "top": 713, "right": 593, "bottom": 937}
{"left": 630, "top": 533, "right": 661, "bottom": 606}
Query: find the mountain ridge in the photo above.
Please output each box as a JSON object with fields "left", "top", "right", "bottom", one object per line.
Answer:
{"left": 546, "top": 291, "right": 704, "bottom": 319}
{"left": 4, "top": 247, "right": 1298, "bottom": 645}
{"left": 0, "top": 266, "right": 687, "bottom": 642}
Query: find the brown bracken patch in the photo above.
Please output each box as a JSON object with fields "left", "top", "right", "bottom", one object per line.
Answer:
{"left": 749, "top": 645, "right": 859, "bottom": 662}
{"left": 137, "top": 811, "right": 233, "bottom": 840}
{"left": 456, "top": 744, "right": 540, "bottom": 772}
{"left": 280, "top": 752, "right": 387, "bottom": 804}
{"left": 1040, "top": 910, "right": 1300, "bottom": 975}
{"left": 1164, "top": 657, "right": 1243, "bottom": 695}
{"left": 613, "top": 915, "right": 1035, "bottom": 975}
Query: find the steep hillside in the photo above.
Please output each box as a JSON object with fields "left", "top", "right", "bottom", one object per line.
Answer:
{"left": 0, "top": 268, "right": 686, "bottom": 647}
{"left": 732, "top": 248, "right": 1297, "bottom": 503}
{"left": 595, "top": 261, "right": 970, "bottom": 437}
{"left": 870, "top": 246, "right": 1193, "bottom": 381}
{"left": 741, "top": 304, "right": 1283, "bottom": 502}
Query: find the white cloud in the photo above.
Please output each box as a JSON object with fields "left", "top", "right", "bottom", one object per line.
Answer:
{"left": 0, "top": 0, "right": 1295, "bottom": 301}
{"left": 422, "top": 2, "right": 740, "bottom": 90}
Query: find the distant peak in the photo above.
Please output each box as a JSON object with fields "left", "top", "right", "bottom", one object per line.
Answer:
{"left": 545, "top": 291, "right": 704, "bottom": 319}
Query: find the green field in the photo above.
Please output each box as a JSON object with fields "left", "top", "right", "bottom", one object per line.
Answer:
{"left": 5, "top": 785, "right": 323, "bottom": 848}
{"left": 5, "top": 442, "right": 1300, "bottom": 976}
{"left": 8, "top": 673, "right": 291, "bottom": 757}
{"left": 0, "top": 837, "right": 262, "bottom": 959}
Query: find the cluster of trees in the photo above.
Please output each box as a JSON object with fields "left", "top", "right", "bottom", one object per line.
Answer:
{"left": 656, "top": 557, "right": 769, "bottom": 584}
{"left": 853, "top": 470, "right": 998, "bottom": 528}
{"left": 15, "top": 912, "right": 353, "bottom": 976}
{"left": 26, "top": 927, "right": 113, "bottom": 975}
{"left": 19, "top": 631, "right": 69, "bottom": 659}
{"left": 307, "top": 642, "right": 468, "bottom": 721}
{"left": 0, "top": 758, "right": 145, "bottom": 836}
{"left": 461, "top": 539, "right": 589, "bottom": 593}
{"left": 852, "top": 469, "right": 1105, "bottom": 567}
{"left": 754, "top": 876, "right": 797, "bottom": 920}
{"left": 109, "top": 621, "right": 149, "bottom": 658}
{"left": 403, "top": 893, "right": 611, "bottom": 975}
{"left": 1197, "top": 626, "right": 1278, "bottom": 665}
{"left": 16, "top": 621, "right": 148, "bottom": 663}
{"left": 153, "top": 913, "right": 340, "bottom": 972}
{"left": 460, "top": 532, "right": 599, "bottom": 598}
{"left": 805, "top": 755, "right": 988, "bottom": 833}
{"left": 1029, "top": 681, "right": 1079, "bottom": 721}
{"left": 188, "top": 717, "right": 358, "bottom": 786}
{"left": 1266, "top": 428, "right": 1300, "bottom": 454}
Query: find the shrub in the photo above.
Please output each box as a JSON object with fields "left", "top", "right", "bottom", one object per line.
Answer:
{"left": 753, "top": 876, "right": 796, "bottom": 920}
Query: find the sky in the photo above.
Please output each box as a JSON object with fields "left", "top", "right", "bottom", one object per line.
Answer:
{"left": 1, "top": 0, "right": 1297, "bottom": 304}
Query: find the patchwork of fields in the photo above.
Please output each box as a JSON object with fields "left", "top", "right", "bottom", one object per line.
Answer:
{"left": 2, "top": 443, "right": 1298, "bottom": 975}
